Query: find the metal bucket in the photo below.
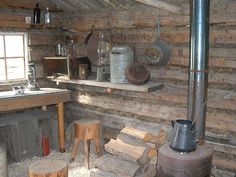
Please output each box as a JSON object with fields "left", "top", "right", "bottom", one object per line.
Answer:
{"left": 110, "top": 45, "right": 133, "bottom": 83}
{"left": 0, "top": 144, "right": 8, "bottom": 177}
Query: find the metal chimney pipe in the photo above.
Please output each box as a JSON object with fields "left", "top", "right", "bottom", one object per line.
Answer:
{"left": 157, "top": 2, "right": 213, "bottom": 176}
{"left": 187, "top": 0, "right": 210, "bottom": 142}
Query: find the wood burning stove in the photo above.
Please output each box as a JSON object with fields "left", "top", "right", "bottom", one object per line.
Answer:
{"left": 157, "top": 0, "right": 213, "bottom": 176}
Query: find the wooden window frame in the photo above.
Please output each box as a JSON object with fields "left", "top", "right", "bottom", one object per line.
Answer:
{"left": 0, "top": 32, "right": 28, "bottom": 83}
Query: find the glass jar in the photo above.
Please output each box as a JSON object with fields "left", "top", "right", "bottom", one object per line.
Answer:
{"left": 97, "top": 32, "right": 112, "bottom": 65}
{"left": 44, "top": 7, "right": 50, "bottom": 24}
{"left": 56, "top": 43, "right": 61, "bottom": 56}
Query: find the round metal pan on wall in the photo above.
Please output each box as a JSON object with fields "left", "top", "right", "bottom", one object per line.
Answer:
{"left": 86, "top": 31, "right": 100, "bottom": 65}
{"left": 143, "top": 19, "right": 171, "bottom": 66}
{"left": 144, "top": 39, "right": 171, "bottom": 66}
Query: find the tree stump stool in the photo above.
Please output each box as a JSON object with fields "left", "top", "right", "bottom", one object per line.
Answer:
{"left": 70, "top": 118, "right": 102, "bottom": 169}
{"left": 28, "top": 159, "right": 68, "bottom": 177}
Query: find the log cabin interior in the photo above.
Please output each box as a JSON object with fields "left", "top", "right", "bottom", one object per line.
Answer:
{"left": 0, "top": 0, "right": 235, "bottom": 176}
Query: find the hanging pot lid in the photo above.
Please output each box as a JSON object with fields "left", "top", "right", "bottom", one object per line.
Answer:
{"left": 125, "top": 63, "right": 150, "bottom": 85}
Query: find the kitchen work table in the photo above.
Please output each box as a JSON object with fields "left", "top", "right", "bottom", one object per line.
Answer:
{"left": 0, "top": 88, "right": 70, "bottom": 152}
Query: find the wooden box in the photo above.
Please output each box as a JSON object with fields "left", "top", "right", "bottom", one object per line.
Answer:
{"left": 0, "top": 109, "right": 58, "bottom": 162}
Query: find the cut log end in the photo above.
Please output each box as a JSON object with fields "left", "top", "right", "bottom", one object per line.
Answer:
{"left": 28, "top": 159, "right": 68, "bottom": 177}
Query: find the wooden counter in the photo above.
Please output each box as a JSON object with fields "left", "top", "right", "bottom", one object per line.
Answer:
{"left": 0, "top": 88, "right": 70, "bottom": 152}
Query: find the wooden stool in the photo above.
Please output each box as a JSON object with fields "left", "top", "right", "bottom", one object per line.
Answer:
{"left": 28, "top": 159, "right": 68, "bottom": 177}
{"left": 70, "top": 119, "right": 102, "bottom": 168}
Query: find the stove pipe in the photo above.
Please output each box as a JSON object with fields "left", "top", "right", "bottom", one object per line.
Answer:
{"left": 187, "top": 0, "right": 210, "bottom": 142}
{"left": 156, "top": 1, "right": 213, "bottom": 176}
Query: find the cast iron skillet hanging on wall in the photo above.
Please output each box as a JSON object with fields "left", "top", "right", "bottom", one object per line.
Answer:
{"left": 86, "top": 25, "right": 101, "bottom": 66}
{"left": 144, "top": 19, "right": 171, "bottom": 66}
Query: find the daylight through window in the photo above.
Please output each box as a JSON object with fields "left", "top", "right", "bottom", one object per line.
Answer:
{"left": 0, "top": 33, "right": 28, "bottom": 81}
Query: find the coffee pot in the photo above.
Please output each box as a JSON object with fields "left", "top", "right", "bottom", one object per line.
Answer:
{"left": 169, "top": 119, "right": 197, "bottom": 152}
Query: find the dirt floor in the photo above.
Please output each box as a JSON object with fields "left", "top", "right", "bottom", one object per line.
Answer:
{"left": 8, "top": 150, "right": 98, "bottom": 177}
{"left": 8, "top": 151, "right": 236, "bottom": 177}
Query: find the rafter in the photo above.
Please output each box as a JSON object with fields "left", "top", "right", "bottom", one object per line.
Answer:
{"left": 130, "top": 0, "right": 181, "bottom": 13}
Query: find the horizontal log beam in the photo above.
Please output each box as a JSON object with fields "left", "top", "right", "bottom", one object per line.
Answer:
{"left": 130, "top": 0, "right": 181, "bottom": 13}
{"left": 70, "top": 91, "right": 236, "bottom": 133}
{"left": 150, "top": 67, "right": 236, "bottom": 86}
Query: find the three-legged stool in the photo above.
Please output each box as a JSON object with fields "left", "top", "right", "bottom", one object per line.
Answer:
{"left": 70, "top": 119, "right": 102, "bottom": 169}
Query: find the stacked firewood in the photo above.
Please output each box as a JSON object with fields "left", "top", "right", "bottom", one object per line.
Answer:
{"left": 90, "top": 126, "right": 169, "bottom": 177}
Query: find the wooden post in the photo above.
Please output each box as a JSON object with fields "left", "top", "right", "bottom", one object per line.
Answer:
{"left": 71, "top": 138, "right": 80, "bottom": 161}
{"left": 58, "top": 102, "right": 65, "bottom": 152}
{"left": 84, "top": 139, "right": 89, "bottom": 169}
{"left": 28, "top": 159, "right": 68, "bottom": 177}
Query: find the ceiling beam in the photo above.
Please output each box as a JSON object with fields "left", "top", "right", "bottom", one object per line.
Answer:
{"left": 130, "top": 0, "right": 181, "bottom": 13}
{"left": 0, "top": 0, "right": 63, "bottom": 12}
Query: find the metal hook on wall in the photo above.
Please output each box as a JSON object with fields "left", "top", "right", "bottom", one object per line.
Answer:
{"left": 157, "top": 18, "right": 161, "bottom": 39}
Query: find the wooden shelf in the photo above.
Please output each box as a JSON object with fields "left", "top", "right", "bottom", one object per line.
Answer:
{"left": 29, "top": 24, "right": 65, "bottom": 30}
{"left": 49, "top": 78, "right": 163, "bottom": 92}
{"left": 44, "top": 57, "right": 68, "bottom": 60}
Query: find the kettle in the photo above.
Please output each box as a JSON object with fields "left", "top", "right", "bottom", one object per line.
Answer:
{"left": 169, "top": 119, "right": 197, "bottom": 152}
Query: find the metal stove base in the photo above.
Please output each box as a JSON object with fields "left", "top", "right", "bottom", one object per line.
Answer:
{"left": 157, "top": 142, "right": 213, "bottom": 177}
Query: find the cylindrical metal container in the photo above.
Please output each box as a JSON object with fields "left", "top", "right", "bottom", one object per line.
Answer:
{"left": 0, "top": 144, "right": 8, "bottom": 177}
{"left": 110, "top": 45, "right": 133, "bottom": 83}
{"left": 157, "top": 143, "right": 213, "bottom": 177}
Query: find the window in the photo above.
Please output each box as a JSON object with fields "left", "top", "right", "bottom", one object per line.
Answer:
{"left": 0, "top": 33, "right": 28, "bottom": 82}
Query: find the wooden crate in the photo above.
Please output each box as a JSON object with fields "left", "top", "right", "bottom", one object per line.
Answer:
{"left": 0, "top": 109, "right": 58, "bottom": 162}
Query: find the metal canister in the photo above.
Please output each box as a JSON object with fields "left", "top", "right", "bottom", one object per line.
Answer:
{"left": 0, "top": 144, "right": 8, "bottom": 177}
{"left": 110, "top": 45, "right": 133, "bottom": 83}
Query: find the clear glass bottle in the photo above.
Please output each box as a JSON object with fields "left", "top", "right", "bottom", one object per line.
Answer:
{"left": 56, "top": 43, "right": 61, "bottom": 56}
{"left": 44, "top": 7, "right": 50, "bottom": 24}
{"left": 33, "top": 3, "right": 41, "bottom": 24}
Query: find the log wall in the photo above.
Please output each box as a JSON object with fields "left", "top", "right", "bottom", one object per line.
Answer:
{"left": 62, "top": 0, "right": 236, "bottom": 173}
{"left": 0, "top": 8, "right": 66, "bottom": 90}
{"left": 0, "top": 0, "right": 235, "bottom": 174}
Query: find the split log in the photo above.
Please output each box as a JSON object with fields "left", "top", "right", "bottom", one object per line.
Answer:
{"left": 105, "top": 139, "right": 150, "bottom": 166}
{"left": 120, "top": 127, "right": 168, "bottom": 147}
{"left": 117, "top": 132, "right": 153, "bottom": 149}
{"left": 117, "top": 132, "right": 157, "bottom": 158}
{"left": 120, "top": 127, "right": 154, "bottom": 142}
{"left": 149, "top": 129, "right": 169, "bottom": 147}
{"left": 119, "top": 120, "right": 170, "bottom": 139}
{"left": 28, "top": 159, "right": 68, "bottom": 177}
{"left": 148, "top": 149, "right": 157, "bottom": 158}
{"left": 95, "top": 154, "right": 142, "bottom": 177}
